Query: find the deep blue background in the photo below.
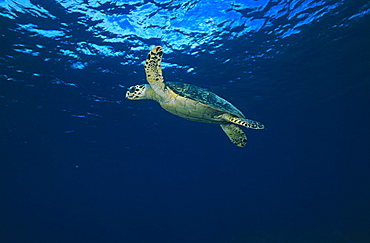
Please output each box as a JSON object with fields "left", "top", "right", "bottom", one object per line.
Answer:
{"left": 1, "top": 0, "right": 370, "bottom": 242}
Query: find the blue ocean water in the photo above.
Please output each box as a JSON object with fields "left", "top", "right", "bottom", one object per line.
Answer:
{"left": 1, "top": 0, "right": 370, "bottom": 242}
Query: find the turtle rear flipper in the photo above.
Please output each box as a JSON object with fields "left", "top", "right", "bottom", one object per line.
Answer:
{"left": 220, "top": 124, "right": 247, "bottom": 147}
{"left": 220, "top": 114, "right": 264, "bottom": 129}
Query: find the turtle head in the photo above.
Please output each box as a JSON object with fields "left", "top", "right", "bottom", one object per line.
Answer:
{"left": 126, "top": 84, "right": 150, "bottom": 100}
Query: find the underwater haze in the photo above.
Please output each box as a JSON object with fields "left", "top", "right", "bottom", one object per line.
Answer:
{"left": 1, "top": 0, "right": 370, "bottom": 242}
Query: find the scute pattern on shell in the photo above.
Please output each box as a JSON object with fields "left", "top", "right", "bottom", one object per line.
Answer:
{"left": 165, "top": 82, "right": 244, "bottom": 118}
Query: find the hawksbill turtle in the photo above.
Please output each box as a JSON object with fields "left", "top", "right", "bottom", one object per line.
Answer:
{"left": 126, "top": 46, "right": 264, "bottom": 147}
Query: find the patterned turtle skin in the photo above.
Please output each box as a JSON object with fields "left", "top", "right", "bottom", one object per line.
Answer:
{"left": 126, "top": 46, "right": 264, "bottom": 147}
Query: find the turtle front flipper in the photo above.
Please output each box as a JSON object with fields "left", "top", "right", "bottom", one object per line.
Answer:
{"left": 220, "top": 113, "right": 265, "bottom": 129}
{"left": 220, "top": 124, "right": 247, "bottom": 147}
{"left": 144, "top": 46, "right": 166, "bottom": 96}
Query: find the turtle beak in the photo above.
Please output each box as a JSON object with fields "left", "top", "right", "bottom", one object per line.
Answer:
{"left": 125, "top": 90, "right": 133, "bottom": 99}
{"left": 125, "top": 86, "right": 136, "bottom": 99}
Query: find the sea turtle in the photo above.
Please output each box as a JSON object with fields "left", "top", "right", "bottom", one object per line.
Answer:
{"left": 126, "top": 46, "right": 264, "bottom": 147}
